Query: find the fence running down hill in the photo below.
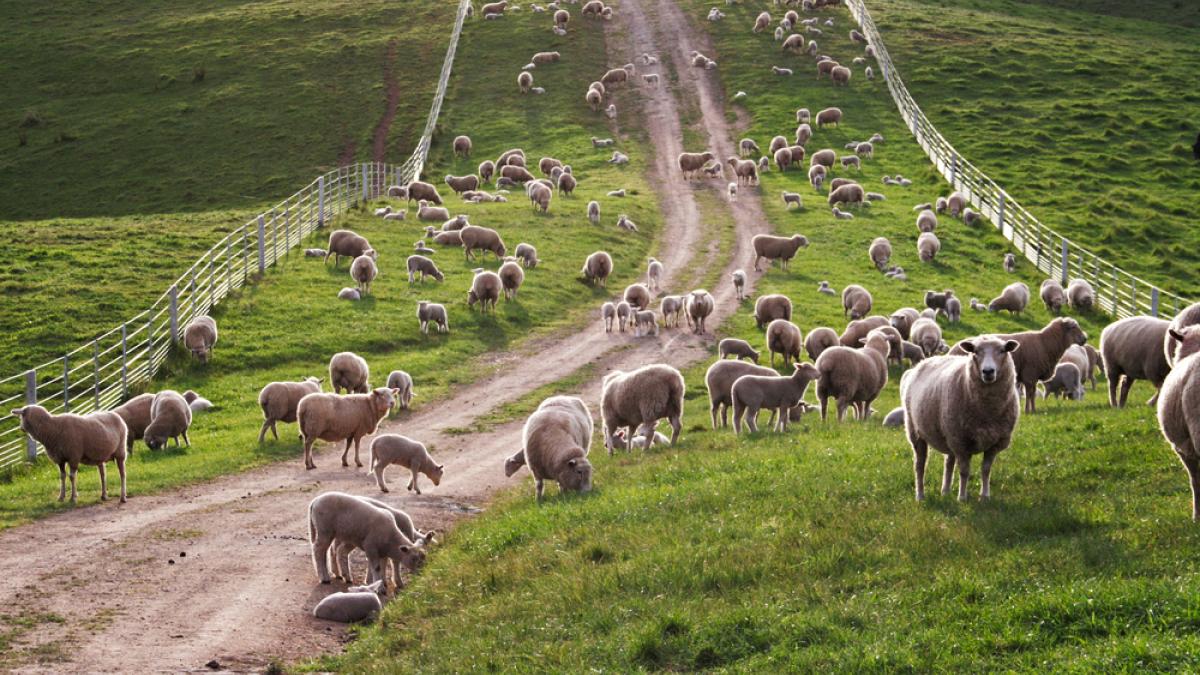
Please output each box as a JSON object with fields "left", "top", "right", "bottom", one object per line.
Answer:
{"left": 846, "top": 0, "right": 1193, "bottom": 318}
{"left": 0, "top": 0, "right": 472, "bottom": 472}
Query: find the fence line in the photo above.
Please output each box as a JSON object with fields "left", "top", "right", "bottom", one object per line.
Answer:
{"left": 845, "top": 0, "right": 1191, "bottom": 322}
{"left": 0, "top": 0, "right": 472, "bottom": 472}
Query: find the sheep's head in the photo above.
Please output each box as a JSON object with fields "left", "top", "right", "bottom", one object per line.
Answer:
{"left": 394, "top": 543, "right": 426, "bottom": 573}
{"left": 556, "top": 453, "right": 593, "bottom": 493}
{"left": 960, "top": 337, "right": 1019, "bottom": 384}
{"left": 10, "top": 405, "right": 47, "bottom": 434}
{"left": 370, "top": 388, "right": 397, "bottom": 415}
{"left": 1056, "top": 318, "right": 1087, "bottom": 346}
{"left": 504, "top": 453, "right": 524, "bottom": 478}
{"left": 426, "top": 463, "right": 445, "bottom": 486}
{"left": 791, "top": 234, "right": 810, "bottom": 248}
{"left": 1170, "top": 326, "right": 1200, "bottom": 361}
{"left": 467, "top": 289, "right": 479, "bottom": 307}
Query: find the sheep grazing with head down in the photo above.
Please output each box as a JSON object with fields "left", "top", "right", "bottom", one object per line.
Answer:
{"left": 869, "top": 237, "right": 891, "bottom": 271}
{"left": 11, "top": 405, "right": 128, "bottom": 504}
{"left": 350, "top": 252, "right": 378, "bottom": 295}
{"left": 1101, "top": 316, "right": 1171, "bottom": 407}
{"left": 504, "top": 396, "right": 594, "bottom": 501}
{"left": 902, "top": 335, "right": 1021, "bottom": 501}
{"left": 828, "top": 183, "right": 865, "bottom": 209}
{"left": 808, "top": 164, "right": 826, "bottom": 191}
{"left": 1165, "top": 302, "right": 1200, "bottom": 367}
{"left": 142, "top": 389, "right": 191, "bottom": 451}
{"left": 417, "top": 301, "right": 449, "bottom": 334}
{"left": 1040, "top": 362, "right": 1085, "bottom": 401}
{"left": 916, "top": 209, "right": 937, "bottom": 233}
{"left": 582, "top": 251, "right": 613, "bottom": 286}
{"left": 754, "top": 294, "right": 792, "bottom": 329}
{"left": 113, "top": 393, "right": 153, "bottom": 453}
{"left": 329, "top": 351, "right": 370, "bottom": 395}
{"left": 1067, "top": 279, "right": 1095, "bottom": 311}
{"left": 308, "top": 491, "right": 424, "bottom": 588}
{"left": 752, "top": 10, "right": 770, "bottom": 32}
{"left": 815, "top": 107, "right": 843, "bottom": 128}
{"left": 766, "top": 319, "right": 804, "bottom": 367}
{"left": 499, "top": 260, "right": 525, "bottom": 300}
{"left": 677, "top": 151, "right": 716, "bottom": 179}
{"left": 719, "top": 338, "right": 760, "bottom": 363}
{"left": 946, "top": 191, "right": 966, "bottom": 217}
{"left": 1003, "top": 253, "right": 1017, "bottom": 274}
{"left": 624, "top": 283, "right": 652, "bottom": 311}
{"left": 842, "top": 284, "right": 873, "bottom": 320}
{"left": 369, "top": 434, "right": 444, "bottom": 495}
{"left": 258, "top": 376, "right": 323, "bottom": 443}
{"left": 1040, "top": 279, "right": 1066, "bottom": 313}
{"left": 686, "top": 290, "right": 715, "bottom": 334}
{"left": 1156, "top": 325, "right": 1200, "bottom": 519}
{"left": 918, "top": 232, "right": 940, "bottom": 262}
{"left": 815, "top": 327, "right": 890, "bottom": 421}
{"left": 406, "top": 180, "right": 443, "bottom": 206}
{"left": 460, "top": 225, "right": 507, "bottom": 261}
{"left": 988, "top": 282, "right": 1030, "bottom": 315}
{"left": 407, "top": 255, "right": 444, "bottom": 283}
{"left": 468, "top": 270, "right": 503, "bottom": 313}
{"left": 752, "top": 234, "right": 809, "bottom": 271}
{"left": 183, "top": 315, "right": 218, "bottom": 364}
{"left": 732, "top": 363, "right": 821, "bottom": 433}
{"left": 298, "top": 388, "right": 395, "bottom": 470}
{"left": 602, "top": 364, "right": 684, "bottom": 454}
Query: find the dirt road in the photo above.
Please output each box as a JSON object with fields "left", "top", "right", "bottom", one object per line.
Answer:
{"left": 0, "top": 2, "right": 772, "bottom": 671}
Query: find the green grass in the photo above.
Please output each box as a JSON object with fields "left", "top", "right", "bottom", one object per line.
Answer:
{"left": 322, "top": 2, "right": 1200, "bottom": 670}
{"left": 872, "top": 0, "right": 1200, "bottom": 294}
{"left": 0, "top": 6, "right": 661, "bottom": 528}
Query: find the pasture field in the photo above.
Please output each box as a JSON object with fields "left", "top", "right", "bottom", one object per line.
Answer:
{"left": 0, "top": 6, "right": 663, "bottom": 528}
{"left": 322, "top": 1, "right": 1200, "bottom": 670}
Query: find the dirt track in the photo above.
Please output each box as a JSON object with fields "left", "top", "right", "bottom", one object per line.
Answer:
{"left": 0, "top": 2, "right": 772, "bottom": 671}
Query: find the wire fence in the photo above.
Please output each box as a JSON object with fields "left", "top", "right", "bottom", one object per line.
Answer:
{"left": 0, "top": 0, "right": 472, "bottom": 472}
{"left": 845, "top": 0, "right": 1193, "bottom": 320}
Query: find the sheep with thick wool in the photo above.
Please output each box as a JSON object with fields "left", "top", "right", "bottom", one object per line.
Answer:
{"left": 258, "top": 377, "right": 323, "bottom": 443}
{"left": 506, "top": 396, "right": 594, "bottom": 501}
{"left": 298, "top": 388, "right": 395, "bottom": 470}
{"left": 1101, "top": 316, "right": 1171, "bottom": 407}
{"left": 752, "top": 234, "right": 808, "bottom": 271}
{"left": 11, "top": 405, "right": 128, "bottom": 504}
{"left": 1156, "top": 325, "right": 1200, "bottom": 519}
{"left": 308, "top": 491, "right": 424, "bottom": 587}
{"left": 602, "top": 365, "right": 684, "bottom": 454}
{"left": 815, "top": 328, "right": 890, "bottom": 421}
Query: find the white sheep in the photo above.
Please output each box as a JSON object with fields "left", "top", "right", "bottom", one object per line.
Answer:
{"left": 731, "top": 363, "right": 820, "bottom": 433}
{"left": 183, "top": 315, "right": 218, "bottom": 364}
{"left": 11, "top": 405, "right": 128, "bottom": 504}
{"left": 350, "top": 251, "right": 378, "bottom": 295}
{"left": 732, "top": 269, "right": 746, "bottom": 300}
{"left": 298, "top": 388, "right": 396, "bottom": 470}
{"left": 507, "top": 396, "right": 593, "bottom": 500}
{"left": 308, "top": 491, "right": 425, "bottom": 587}
{"left": 369, "top": 434, "right": 444, "bottom": 494}
{"left": 385, "top": 370, "right": 415, "bottom": 410}
{"left": 145, "top": 390, "right": 192, "bottom": 450}
{"left": 417, "top": 301, "right": 449, "bottom": 334}
{"left": 1157, "top": 325, "right": 1200, "bottom": 519}
{"left": 646, "top": 257, "right": 664, "bottom": 291}
{"left": 602, "top": 365, "right": 684, "bottom": 453}
{"left": 601, "top": 301, "right": 616, "bottom": 333}
{"left": 313, "top": 583, "right": 384, "bottom": 623}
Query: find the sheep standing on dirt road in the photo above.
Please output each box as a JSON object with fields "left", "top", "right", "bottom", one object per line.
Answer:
{"left": 298, "top": 388, "right": 396, "bottom": 470}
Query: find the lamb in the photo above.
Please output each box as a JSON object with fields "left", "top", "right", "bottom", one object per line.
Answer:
{"left": 1040, "top": 362, "right": 1084, "bottom": 401}
{"left": 338, "top": 288, "right": 361, "bottom": 301}
{"left": 739, "top": 138, "right": 760, "bottom": 157}
{"left": 646, "top": 257, "right": 664, "bottom": 291}
{"left": 808, "top": 164, "right": 826, "bottom": 190}
{"left": 889, "top": 307, "right": 920, "bottom": 340}
{"left": 732, "top": 363, "right": 821, "bottom": 433}
{"left": 591, "top": 137, "right": 614, "bottom": 148}
{"left": 308, "top": 492, "right": 424, "bottom": 587}
{"left": 719, "top": 338, "right": 760, "bottom": 363}
{"left": 417, "top": 201, "right": 451, "bottom": 222}
{"left": 830, "top": 65, "right": 851, "bottom": 85}
{"left": 532, "top": 51, "right": 560, "bottom": 65}
{"left": 305, "top": 248, "right": 327, "bottom": 258}
{"left": 298, "top": 388, "right": 395, "bottom": 470}
{"left": 841, "top": 284, "right": 873, "bottom": 320}
{"left": 369, "top": 434, "right": 444, "bottom": 495}
{"left": 772, "top": 65, "right": 794, "bottom": 76}
{"left": 1100, "top": 316, "right": 1171, "bottom": 407}
{"left": 459, "top": 225, "right": 507, "bottom": 260}
{"left": 509, "top": 396, "right": 594, "bottom": 500}
{"left": 1166, "top": 303, "right": 1200, "bottom": 366}
{"left": 518, "top": 71, "right": 533, "bottom": 93}
{"left": 633, "top": 310, "right": 659, "bottom": 337}
{"left": 258, "top": 377, "right": 323, "bottom": 442}
{"left": 916, "top": 209, "right": 937, "bottom": 233}
{"left": 11, "top": 405, "right": 128, "bottom": 504}
{"left": 183, "top": 315, "right": 218, "bottom": 364}
{"left": 624, "top": 283, "right": 652, "bottom": 310}
{"left": 678, "top": 151, "right": 716, "bottom": 179}
{"left": 1156, "top": 325, "right": 1200, "bottom": 519}
{"left": 728, "top": 182, "right": 738, "bottom": 202}
{"left": 782, "top": 191, "right": 803, "bottom": 209}
{"left": 329, "top": 351, "right": 370, "bottom": 394}
{"left": 805, "top": 326, "right": 839, "bottom": 361}
{"left": 917, "top": 232, "right": 940, "bottom": 262}
{"left": 659, "top": 294, "right": 684, "bottom": 326}
{"left": 686, "top": 289, "right": 715, "bottom": 334}
{"left": 765, "top": 319, "right": 804, "bottom": 367}
{"left": 468, "top": 270, "right": 503, "bottom": 313}
{"left": 513, "top": 242, "right": 539, "bottom": 269}
{"left": 330, "top": 497, "right": 435, "bottom": 585}
{"left": 1003, "top": 253, "right": 1016, "bottom": 273}
{"left": 814, "top": 328, "right": 890, "bottom": 421}
{"left": 869, "top": 237, "right": 891, "bottom": 270}
{"left": 601, "top": 302, "right": 617, "bottom": 332}
{"left": 386, "top": 185, "right": 407, "bottom": 199}
{"left": 417, "top": 301, "right": 449, "bottom": 334}
{"left": 946, "top": 191, "right": 966, "bottom": 217}
{"left": 752, "top": 233, "right": 809, "bottom": 271}
{"left": 815, "top": 107, "right": 842, "bottom": 128}
{"left": 499, "top": 260, "right": 525, "bottom": 300}
{"left": 1040, "top": 279, "right": 1066, "bottom": 313}
{"left": 581, "top": 251, "right": 613, "bottom": 286}
{"left": 350, "top": 253, "right": 378, "bottom": 295}
{"left": 726, "top": 157, "right": 758, "bottom": 185}
{"left": 481, "top": 1, "right": 509, "bottom": 16}
{"left": 945, "top": 296, "right": 962, "bottom": 323}
{"left": 312, "top": 585, "right": 383, "bottom": 623}
{"left": 963, "top": 208, "right": 979, "bottom": 225}
{"left": 405, "top": 180, "right": 443, "bottom": 206}
{"left": 988, "top": 282, "right": 1030, "bottom": 315}
{"left": 909, "top": 318, "right": 943, "bottom": 357}
{"left": 424, "top": 227, "right": 462, "bottom": 246}
{"left": 732, "top": 269, "right": 746, "bottom": 300}
{"left": 602, "top": 364, "right": 684, "bottom": 453}
{"left": 753, "top": 10, "right": 770, "bottom": 32}
{"left": 1067, "top": 279, "right": 1095, "bottom": 311}
{"left": 828, "top": 183, "right": 865, "bottom": 209}
{"left": 948, "top": 317, "right": 1088, "bottom": 413}
{"left": 555, "top": 8, "right": 569, "bottom": 26}
{"left": 609, "top": 151, "right": 630, "bottom": 165}
{"left": 839, "top": 315, "right": 890, "bottom": 348}
{"left": 143, "top": 389, "right": 192, "bottom": 451}
{"left": 444, "top": 174, "right": 480, "bottom": 194}
{"left": 705, "top": 360, "right": 779, "bottom": 429}
{"left": 840, "top": 155, "right": 860, "bottom": 170}
{"left": 754, "top": 294, "right": 793, "bottom": 328}
{"left": 900, "top": 340, "right": 926, "bottom": 366}
{"left": 901, "top": 335, "right": 1021, "bottom": 501}
{"left": 385, "top": 370, "right": 414, "bottom": 411}
{"left": 865, "top": 65, "right": 875, "bottom": 80}
{"left": 382, "top": 210, "right": 406, "bottom": 222}
{"left": 616, "top": 301, "right": 632, "bottom": 332}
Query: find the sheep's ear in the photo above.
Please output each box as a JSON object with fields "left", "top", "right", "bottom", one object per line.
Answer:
{"left": 1170, "top": 328, "right": 1186, "bottom": 343}
{"left": 960, "top": 341, "right": 976, "bottom": 354}
{"left": 1003, "top": 340, "right": 1020, "bottom": 353}
{"left": 436, "top": 463, "right": 444, "bottom": 470}
{"left": 567, "top": 458, "right": 577, "bottom": 467}
{"left": 10, "top": 407, "right": 24, "bottom": 417}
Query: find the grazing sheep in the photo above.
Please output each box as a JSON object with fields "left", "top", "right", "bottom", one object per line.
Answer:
{"left": 810, "top": 148, "right": 836, "bottom": 169}
{"left": 312, "top": 586, "right": 384, "bottom": 623}
{"left": 719, "top": 338, "right": 760, "bottom": 363}
{"left": 989, "top": 282, "right": 1030, "bottom": 315}
{"left": 782, "top": 33, "right": 806, "bottom": 53}
{"left": 839, "top": 316, "right": 890, "bottom": 348}
{"left": 795, "top": 123, "right": 813, "bottom": 145}
{"left": 624, "top": 283, "right": 652, "bottom": 311}
{"left": 754, "top": 294, "right": 793, "bottom": 328}
{"left": 828, "top": 183, "right": 865, "bottom": 209}
{"left": 587, "top": 200, "right": 601, "bottom": 225}
{"left": 841, "top": 155, "right": 860, "bottom": 170}
{"left": 646, "top": 257, "right": 664, "bottom": 292}
{"left": 774, "top": 147, "right": 793, "bottom": 172}
{"left": 739, "top": 138, "right": 760, "bottom": 157}
{"left": 753, "top": 10, "right": 770, "bottom": 32}
{"left": 528, "top": 181, "right": 553, "bottom": 212}
{"left": 513, "top": 242, "right": 539, "bottom": 269}
{"left": 918, "top": 232, "right": 940, "bottom": 262}
{"left": 258, "top": 377, "right": 323, "bottom": 443}
{"left": 945, "top": 296, "right": 962, "bottom": 323}
{"left": 752, "top": 233, "right": 809, "bottom": 271}
{"left": 902, "top": 335, "right": 1021, "bottom": 501}
{"left": 481, "top": 1, "right": 508, "bottom": 16}
{"left": 805, "top": 326, "right": 839, "bottom": 361}
{"left": 385, "top": 371, "right": 414, "bottom": 411}
{"left": 183, "top": 315, "right": 218, "bottom": 364}
{"left": 766, "top": 319, "right": 804, "bottom": 367}
{"left": 866, "top": 65, "right": 875, "bottom": 80}
{"left": 816, "top": 59, "right": 840, "bottom": 80}
{"left": 782, "top": 191, "right": 803, "bottom": 209}
{"left": 946, "top": 191, "right": 966, "bottom": 217}
{"left": 406, "top": 181, "right": 443, "bottom": 206}
{"left": 350, "top": 253, "right": 378, "bottom": 295}
{"left": 298, "top": 388, "right": 395, "bottom": 470}
{"left": 602, "top": 364, "right": 685, "bottom": 453}
{"left": 386, "top": 185, "right": 407, "bottom": 199}
{"left": 444, "top": 174, "right": 480, "bottom": 194}
{"left": 732, "top": 269, "right": 747, "bottom": 300}
{"left": 11, "top": 405, "right": 128, "bottom": 504}
{"left": 899, "top": 340, "right": 926, "bottom": 366}
{"left": 808, "top": 164, "right": 826, "bottom": 191}
{"left": 1041, "top": 362, "right": 1085, "bottom": 401}
{"left": 1003, "top": 253, "right": 1016, "bottom": 273}
{"left": 369, "top": 434, "right": 444, "bottom": 495}
{"left": 308, "top": 491, "right": 424, "bottom": 587}
{"left": 1166, "top": 303, "right": 1200, "bottom": 367}
{"left": 1101, "top": 316, "right": 1171, "bottom": 407}
{"left": 601, "top": 302, "right": 616, "bottom": 333}
{"left": 815, "top": 328, "right": 890, "bottom": 421}
{"left": 842, "top": 284, "right": 873, "bottom": 320}
{"left": 507, "top": 396, "right": 593, "bottom": 500}
{"left": 453, "top": 135, "right": 472, "bottom": 158}
{"left": 532, "top": 51, "right": 561, "bottom": 66}
{"left": 468, "top": 270, "right": 503, "bottom": 313}
{"left": 499, "top": 164, "right": 536, "bottom": 184}
{"left": 113, "top": 393, "right": 153, "bottom": 452}
{"left": 963, "top": 208, "right": 979, "bottom": 225}
{"left": 795, "top": 108, "right": 811, "bottom": 123}
{"left": 910, "top": 318, "right": 943, "bottom": 358}
{"left": 815, "top": 107, "right": 843, "bottom": 128}
{"left": 459, "top": 225, "right": 507, "bottom": 261}
{"left": 686, "top": 290, "right": 715, "bottom": 334}
{"left": 732, "top": 363, "right": 821, "bottom": 433}
{"left": 1067, "top": 279, "right": 1095, "bottom": 311}
{"left": 601, "top": 68, "right": 629, "bottom": 86}
{"left": 424, "top": 226, "right": 462, "bottom": 246}
{"left": 772, "top": 65, "right": 794, "bottom": 76}
{"left": 416, "top": 301, "right": 449, "bottom": 334}
{"left": 1156, "top": 325, "right": 1200, "bottom": 519}
{"left": 499, "top": 260, "right": 525, "bottom": 300}
{"left": 143, "top": 389, "right": 191, "bottom": 451}
{"left": 329, "top": 352, "right": 370, "bottom": 395}
{"left": 1040, "top": 279, "right": 1066, "bottom": 313}
{"left": 916, "top": 209, "right": 938, "bottom": 233}
{"left": 678, "top": 151, "right": 716, "bottom": 179}
{"left": 476, "top": 161, "right": 496, "bottom": 185}
{"left": 581, "top": 251, "right": 613, "bottom": 286}
{"left": 869, "top": 237, "right": 892, "bottom": 270}
{"left": 830, "top": 65, "right": 851, "bottom": 85}
{"left": 585, "top": 88, "right": 602, "bottom": 110}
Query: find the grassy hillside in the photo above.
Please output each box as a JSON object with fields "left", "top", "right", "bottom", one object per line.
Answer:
{"left": 323, "top": 2, "right": 1200, "bottom": 670}
{"left": 872, "top": 0, "right": 1200, "bottom": 295}
{"left": 0, "top": 8, "right": 662, "bottom": 527}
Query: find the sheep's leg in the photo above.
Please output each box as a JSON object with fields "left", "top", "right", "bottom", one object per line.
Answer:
{"left": 776, "top": 406, "right": 788, "bottom": 433}
{"left": 710, "top": 401, "right": 720, "bottom": 430}
{"left": 746, "top": 406, "right": 759, "bottom": 433}
{"left": 183, "top": 430, "right": 190, "bottom": 447}
{"left": 116, "top": 454, "right": 127, "bottom": 503}
{"left": 97, "top": 462, "right": 108, "bottom": 501}
{"left": 334, "top": 542, "right": 353, "bottom": 581}
{"left": 980, "top": 449, "right": 1000, "bottom": 500}
{"left": 836, "top": 398, "right": 850, "bottom": 422}
{"left": 341, "top": 438, "right": 352, "bottom": 467}
{"left": 912, "top": 439, "right": 928, "bottom": 501}
{"left": 819, "top": 394, "right": 829, "bottom": 422}
{"left": 312, "top": 533, "right": 334, "bottom": 583}
{"left": 535, "top": 478, "right": 545, "bottom": 502}
{"left": 68, "top": 464, "right": 79, "bottom": 504}
{"left": 353, "top": 437, "right": 363, "bottom": 468}
{"left": 408, "top": 469, "right": 422, "bottom": 495}
{"left": 940, "top": 454, "right": 956, "bottom": 496}
{"left": 668, "top": 415, "right": 681, "bottom": 445}
{"left": 304, "top": 437, "right": 316, "bottom": 470}
{"left": 1118, "top": 376, "right": 1134, "bottom": 408}
{"left": 956, "top": 453, "right": 972, "bottom": 501}
{"left": 392, "top": 559, "right": 405, "bottom": 590}
{"left": 374, "top": 463, "right": 389, "bottom": 492}
{"left": 1024, "top": 383, "right": 1037, "bottom": 413}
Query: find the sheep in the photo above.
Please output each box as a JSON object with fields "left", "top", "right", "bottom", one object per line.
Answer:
{"left": 481, "top": 1, "right": 509, "bottom": 17}
{"left": 918, "top": 232, "right": 941, "bottom": 262}
{"left": 312, "top": 585, "right": 384, "bottom": 623}
{"left": 441, "top": 214, "right": 469, "bottom": 231}
{"left": 949, "top": 317, "right": 1088, "bottom": 414}
{"left": 616, "top": 301, "right": 632, "bottom": 332}
{"left": 646, "top": 257, "right": 664, "bottom": 292}
{"left": 766, "top": 319, "right": 804, "bottom": 367}
{"left": 1067, "top": 279, "right": 1095, "bottom": 311}
{"left": 839, "top": 315, "right": 890, "bottom": 348}
{"left": 815, "top": 107, "right": 842, "bottom": 128}
{"left": 774, "top": 147, "right": 794, "bottom": 172}
{"left": 795, "top": 123, "right": 813, "bottom": 146}
{"left": 601, "top": 302, "right": 616, "bottom": 332}
{"left": 808, "top": 164, "right": 826, "bottom": 191}
{"left": 732, "top": 363, "right": 821, "bottom": 433}
{"left": 424, "top": 226, "right": 462, "bottom": 246}
{"left": 1156, "top": 325, "right": 1200, "bottom": 519}
{"left": 586, "top": 88, "right": 602, "bottom": 110}
{"left": 518, "top": 71, "right": 533, "bottom": 93}
{"left": 609, "top": 151, "right": 630, "bottom": 165}
{"left": 374, "top": 206, "right": 392, "bottom": 217}
{"left": 258, "top": 377, "right": 323, "bottom": 443}
{"left": 452, "top": 135, "right": 472, "bottom": 158}
{"left": 727, "top": 182, "right": 738, "bottom": 202}
{"left": 338, "top": 288, "right": 361, "bottom": 301}
{"left": 308, "top": 492, "right": 424, "bottom": 588}
{"left": 601, "top": 68, "right": 628, "bottom": 86}
{"left": 477, "top": 160, "right": 496, "bottom": 184}
{"left": 899, "top": 340, "right": 926, "bottom": 366}
{"left": 581, "top": 251, "right": 613, "bottom": 286}
{"left": 805, "top": 326, "right": 839, "bottom": 361}
{"left": 327, "top": 353, "right": 370, "bottom": 396}
{"left": 183, "top": 315, "right": 218, "bottom": 364}
{"left": 827, "top": 183, "right": 865, "bottom": 209}
{"left": 385, "top": 370, "right": 414, "bottom": 411}
{"left": 506, "top": 396, "right": 594, "bottom": 500}
{"left": 591, "top": 137, "right": 615, "bottom": 148}
{"left": 910, "top": 318, "right": 943, "bottom": 358}
{"left": 1062, "top": 343, "right": 1100, "bottom": 392}
{"left": 386, "top": 185, "right": 407, "bottom": 199}
{"left": 1038, "top": 279, "right": 1066, "bottom": 313}
{"left": 732, "top": 269, "right": 747, "bottom": 300}
{"left": 459, "top": 225, "right": 507, "bottom": 261}
{"left": 1040, "top": 362, "right": 1084, "bottom": 401}
{"left": 934, "top": 196, "right": 948, "bottom": 213}
{"left": 902, "top": 335, "right": 1021, "bottom": 501}
{"left": 382, "top": 210, "right": 406, "bottom": 222}
{"left": 444, "top": 174, "right": 480, "bottom": 194}
{"left": 842, "top": 284, "right": 873, "bottom": 320}
{"left": 528, "top": 182, "right": 553, "bottom": 212}
{"left": 330, "top": 496, "right": 435, "bottom": 586}
{"left": 988, "top": 282, "right": 1030, "bottom": 315}
{"left": 417, "top": 301, "right": 449, "bottom": 334}
{"left": 1166, "top": 303, "right": 1200, "bottom": 367}
{"left": 782, "top": 33, "right": 806, "bottom": 53}
{"left": 581, "top": 0, "right": 604, "bottom": 16}
{"left": 659, "top": 294, "right": 685, "bottom": 327}
{"left": 112, "top": 393, "right": 154, "bottom": 453}
{"left": 889, "top": 307, "right": 920, "bottom": 340}
{"left": 718, "top": 338, "right": 760, "bottom": 363}
{"left": 706, "top": 360, "right": 779, "bottom": 429}
{"left": 739, "top": 138, "right": 761, "bottom": 157}
{"left": 499, "top": 260, "right": 525, "bottom": 300}
{"left": 350, "top": 253, "right": 378, "bottom": 295}
{"left": 753, "top": 10, "right": 771, "bottom": 32}
{"left": 727, "top": 157, "right": 758, "bottom": 185}
{"left": 678, "top": 151, "right": 716, "bottom": 179}
{"left": 869, "top": 237, "right": 892, "bottom": 270}
{"left": 514, "top": 242, "right": 539, "bottom": 268}
{"left": 1100, "top": 316, "right": 1171, "bottom": 407}
{"left": 642, "top": 73, "right": 659, "bottom": 86}
{"left": 809, "top": 148, "right": 836, "bottom": 169}
{"left": 830, "top": 65, "right": 851, "bottom": 85}
{"left": 916, "top": 209, "right": 938, "bottom": 233}
{"left": 782, "top": 191, "right": 803, "bottom": 209}
{"left": 754, "top": 294, "right": 793, "bottom": 328}
{"left": 840, "top": 155, "right": 860, "bottom": 170}
{"left": 608, "top": 188, "right": 626, "bottom": 198}
{"left": 814, "top": 327, "right": 890, "bottom": 421}
{"left": 829, "top": 177, "right": 856, "bottom": 192}
{"left": 368, "top": 434, "right": 444, "bottom": 495}
{"left": 865, "top": 65, "right": 875, "bottom": 80}
{"left": 468, "top": 270, "right": 503, "bottom": 313}
{"left": 946, "top": 191, "right": 966, "bottom": 217}
{"left": 624, "top": 283, "right": 652, "bottom": 311}
{"left": 10, "top": 405, "right": 128, "bottom": 504}
{"left": 1003, "top": 253, "right": 1017, "bottom": 273}
{"left": 532, "top": 51, "right": 560, "bottom": 66}
{"left": 773, "top": 65, "right": 794, "bottom": 76}
{"left": 417, "top": 201, "right": 451, "bottom": 222}
{"left": 305, "top": 248, "right": 327, "bottom": 258}
{"left": 499, "top": 164, "right": 536, "bottom": 183}
{"left": 945, "top": 296, "right": 962, "bottom": 323}
{"left": 633, "top": 310, "right": 659, "bottom": 337}
{"left": 602, "top": 364, "right": 684, "bottom": 454}
{"left": 299, "top": 388, "right": 395, "bottom": 470}
{"left": 752, "top": 233, "right": 809, "bottom": 271}
{"left": 616, "top": 214, "right": 638, "bottom": 232}
{"left": 963, "top": 208, "right": 979, "bottom": 225}
{"left": 686, "top": 290, "right": 715, "bottom": 334}
{"left": 138, "top": 390, "right": 191, "bottom": 453}
{"left": 795, "top": 108, "right": 811, "bottom": 124}
{"left": 818, "top": 281, "right": 836, "bottom": 295}
{"left": 405, "top": 180, "right": 443, "bottom": 206}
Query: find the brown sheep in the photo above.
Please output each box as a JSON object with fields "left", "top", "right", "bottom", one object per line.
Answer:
{"left": 1101, "top": 316, "right": 1171, "bottom": 407}
{"left": 406, "top": 180, "right": 443, "bottom": 206}
{"left": 459, "top": 225, "right": 507, "bottom": 261}
{"left": 814, "top": 328, "right": 890, "bottom": 421}
{"left": 752, "top": 234, "right": 809, "bottom": 271}
{"left": 842, "top": 284, "right": 873, "bottom": 320}
{"left": 766, "top": 319, "right": 803, "bottom": 367}
{"left": 754, "top": 294, "right": 793, "bottom": 329}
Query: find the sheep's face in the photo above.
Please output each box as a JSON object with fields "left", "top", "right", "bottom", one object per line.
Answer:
{"left": 10, "top": 405, "right": 46, "bottom": 435}
{"left": 396, "top": 544, "right": 426, "bottom": 572}
{"left": 427, "top": 463, "right": 444, "bottom": 486}
{"left": 961, "top": 338, "right": 1019, "bottom": 384}
{"left": 1059, "top": 318, "right": 1088, "bottom": 346}
{"left": 191, "top": 347, "right": 210, "bottom": 363}
{"left": 504, "top": 453, "right": 524, "bottom": 478}
{"left": 558, "top": 456, "right": 593, "bottom": 493}
{"left": 145, "top": 431, "right": 167, "bottom": 451}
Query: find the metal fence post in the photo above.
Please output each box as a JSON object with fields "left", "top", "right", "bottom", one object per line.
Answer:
{"left": 318, "top": 176, "right": 326, "bottom": 227}
{"left": 257, "top": 215, "right": 267, "bottom": 273}
{"left": 93, "top": 340, "right": 100, "bottom": 409}
{"left": 63, "top": 356, "right": 70, "bottom": 411}
{"left": 168, "top": 284, "right": 179, "bottom": 341}
{"left": 950, "top": 154, "right": 958, "bottom": 188}
{"left": 1060, "top": 240, "right": 1069, "bottom": 284}
{"left": 24, "top": 370, "right": 37, "bottom": 461}
{"left": 997, "top": 194, "right": 1006, "bottom": 237}
{"left": 120, "top": 323, "right": 128, "bottom": 398}
{"left": 361, "top": 163, "right": 369, "bottom": 203}
{"left": 1151, "top": 288, "right": 1160, "bottom": 317}
{"left": 284, "top": 206, "right": 291, "bottom": 255}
